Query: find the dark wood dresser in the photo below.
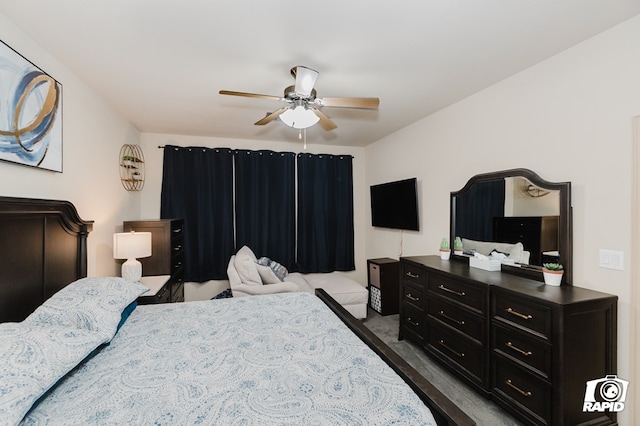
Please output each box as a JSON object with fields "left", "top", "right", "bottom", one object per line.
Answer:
{"left": 399, "top": 255, "right": 617, "bottom": 426}
{"left": 124, "top": 219, "right": 184, "bottom": 303}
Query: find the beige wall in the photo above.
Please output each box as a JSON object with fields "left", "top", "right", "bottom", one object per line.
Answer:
{"left": 365, "top": 15, "right": 640, "bottom": 423}
{"left": 138, "top": 133, "right": 368, "bottom": 300}
{"left": 0, "top": 13, "right": 142, "bottom": 277}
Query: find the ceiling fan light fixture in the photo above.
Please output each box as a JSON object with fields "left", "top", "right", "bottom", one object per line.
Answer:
{"left": 279, "top": 105, "right": 319, "bottom": 129}
{"left": 294, "top": 66, "right": 319, "bottom": 97}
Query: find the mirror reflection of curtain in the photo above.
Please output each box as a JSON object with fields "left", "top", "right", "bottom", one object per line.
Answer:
{"left": 297, "top": 153, "right": 355, "bottom": 273}
{"left": 160, "top": 146, "right": 234, "bottom": 281}
{"left": 234, "top": 150, "right": 295, "bottom": 268}
{"left": 455, "top": 180, "right": 505, "bottom": 242}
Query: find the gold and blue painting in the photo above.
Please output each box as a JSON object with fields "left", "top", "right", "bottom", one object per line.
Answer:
{"left": 0, "top": 39, "right": 62, "bottom": 172}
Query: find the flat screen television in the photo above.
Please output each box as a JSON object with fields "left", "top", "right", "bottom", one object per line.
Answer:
{"left": 370, "top": 178, "right": 419, "bottom": 231}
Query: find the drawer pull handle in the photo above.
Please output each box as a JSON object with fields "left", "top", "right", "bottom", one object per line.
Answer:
{"left": 438, "top": 285, "right": 465, "bottom": 297}
{"left": 173, "top": 245, "right": 182, "bottom": 251}
{"left": 439, "top": 310, "right": 465, "bottom": 326}
{"left": 406, "top": 293, "right": 420, "bottom": 302}
{"left": 506, "top": 307, "right": 533, "bottom": 320}
{"left": 438, "top": 339, "right": 464, "bottom": 358}
{"left": 506, "top": 341, "right": 532, "bottom": 357}
{"left": 405, "top": 272, "right": 420, "bottom": 279}
{"left": 407, "top": 317, "right": 420, "bottom": 327}
{"left": 173, "top": 228, "right": 182, "bottom": 233}
{"left": 505, "top": 379, "right": 532, "bottom": 397}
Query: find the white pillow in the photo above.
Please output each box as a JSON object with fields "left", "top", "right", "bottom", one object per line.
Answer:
{"left": 234, "top": 246, "right": 262, "bottom": 285}
{"left": 256, "top": 264, "right": 281, "bottom": 284}
{"left": 462, "top": 238, "right": 525, "bottom": 263}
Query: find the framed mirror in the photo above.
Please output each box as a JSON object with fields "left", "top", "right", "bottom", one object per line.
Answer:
{"left": 450, "top": 168, "right": 573, "bottom": 284}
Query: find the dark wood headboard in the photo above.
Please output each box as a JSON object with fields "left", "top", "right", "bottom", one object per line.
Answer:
{"left": 0, "top": 196, "right": 93, "bottom": 323}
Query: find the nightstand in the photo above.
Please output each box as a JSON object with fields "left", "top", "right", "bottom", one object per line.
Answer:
{"left": 123, "top": 219, "right": 185, "bottom": 303}
{"left": 367, "top": 258, "right": 400, "bottom": 315}
{"left": 137, "top": 275, "right": 171, "bottom": 305}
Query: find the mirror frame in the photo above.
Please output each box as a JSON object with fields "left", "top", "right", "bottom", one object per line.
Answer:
{"left": 450, "top": 168, "right": 573, "bottom": 285}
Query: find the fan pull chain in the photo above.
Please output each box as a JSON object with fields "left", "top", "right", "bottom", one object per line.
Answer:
{"left": 298, "top": 128, "right": 307, "bottom": 150}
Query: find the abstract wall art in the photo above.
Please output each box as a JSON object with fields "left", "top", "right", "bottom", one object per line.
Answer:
{"left": 0, "top": 39, "right": 62, "bottom": 172}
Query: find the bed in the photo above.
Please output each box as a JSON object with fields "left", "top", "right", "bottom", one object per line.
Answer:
{"left": 0, "top": 196, "right": 475, "bottom": 426}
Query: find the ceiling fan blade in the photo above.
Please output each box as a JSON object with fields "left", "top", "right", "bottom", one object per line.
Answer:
{"left": 292, "top": 66, "right": 319, "bottom": 97}
{"left": 254, "top": 107, "right": 288, "bottom": 125}
{"left": 317, "top": 97, "right": 380, "bottom": 109}
{"left": 219, "top": 90, "right": 283, "bottom": 101}
{"left": 312, "top": 108, "right": 337, "bottom": 131}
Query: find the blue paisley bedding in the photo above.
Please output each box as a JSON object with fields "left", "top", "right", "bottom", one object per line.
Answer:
{"left": 13, "top": 290, "right": 436, "bottom": 425}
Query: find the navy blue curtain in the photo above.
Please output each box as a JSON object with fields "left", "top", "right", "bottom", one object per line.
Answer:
{"left": 455, "top": 180, "right": 505, "bottom": 241}
{"left": 297, "top": 153, "right": 355, "bottom": 273}
{"left": 234, "top": 150, "right": 296, "bottom": 268}
{"left": 160, "top": 146, "right": 234, "bottom": 281}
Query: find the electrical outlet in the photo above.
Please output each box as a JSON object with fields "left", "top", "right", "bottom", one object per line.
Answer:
{"left": 599, "top": 249, "right": 624, "bottom": 271}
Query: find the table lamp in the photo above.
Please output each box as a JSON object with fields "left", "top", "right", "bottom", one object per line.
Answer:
{"left": 113, "top": 231, "right": 152, "bottom": 282}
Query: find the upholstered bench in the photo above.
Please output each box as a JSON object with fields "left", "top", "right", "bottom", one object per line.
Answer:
{"left": 227, "top": 246, "right": 369, "bottom": 319}
{"left": 285, "top": 272, "right": 369, "bottom": 319}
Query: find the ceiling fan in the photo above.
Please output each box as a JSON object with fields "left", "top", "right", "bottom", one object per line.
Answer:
{"left": 219, "top": 66, "right": 379, "bottom": 131}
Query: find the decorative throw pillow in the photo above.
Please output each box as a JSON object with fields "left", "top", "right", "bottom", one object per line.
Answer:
{"left": 257, "top": 256, "right": 288, "bottom": 281}
{"left": 256, "top": 264, "right": 281, "bottom": 284}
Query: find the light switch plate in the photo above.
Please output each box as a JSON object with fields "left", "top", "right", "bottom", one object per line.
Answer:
{"left": 599, "top": 249, "right": 624, "bottom": 271}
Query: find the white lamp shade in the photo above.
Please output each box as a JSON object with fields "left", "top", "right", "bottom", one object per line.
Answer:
{"left": 114, "top": 231, "right": 152, "bottom": 282}
{"left": 280, "top": 105, "right": 320, "bottom": 129}
{"left": 113, "top": 231, "right": 152, "bottom": 259}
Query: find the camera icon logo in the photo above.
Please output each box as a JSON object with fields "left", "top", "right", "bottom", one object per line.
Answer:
{"left": 583, "top": 375, "right": 629, "bottom": 413}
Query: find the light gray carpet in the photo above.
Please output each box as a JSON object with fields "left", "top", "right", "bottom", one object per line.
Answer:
{"left": 363, "top": 309, "right": 523, "bottom": 425}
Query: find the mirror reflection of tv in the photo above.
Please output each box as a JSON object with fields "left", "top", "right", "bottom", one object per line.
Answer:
{"left": 370, "top": 178, "right": 419, "bottom": 231}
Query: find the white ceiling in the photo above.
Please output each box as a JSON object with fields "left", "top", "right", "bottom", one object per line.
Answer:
{"left": 1, "top": 1, "right": 639, "bottom": 147}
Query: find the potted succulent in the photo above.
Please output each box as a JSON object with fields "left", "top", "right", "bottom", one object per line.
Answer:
{"left": 453, "top": 236, "right": 464, "bottom": 255}
{"left": 439, "top": 237, "right": 451, "bottom": 260}
{"left": 542, "top": 263, "right": 564, "bottom": 286}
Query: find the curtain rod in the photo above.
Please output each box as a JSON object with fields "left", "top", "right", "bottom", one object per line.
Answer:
{"left": 157, "top": 145, "right": 352, "bottom": 158}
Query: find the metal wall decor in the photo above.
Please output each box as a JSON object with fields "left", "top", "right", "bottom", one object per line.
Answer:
{"left": 119, "top": 144, "right": 145, "bottom": 191}
{"left": 0, "top": 39, "right": 63, "bottom": 172}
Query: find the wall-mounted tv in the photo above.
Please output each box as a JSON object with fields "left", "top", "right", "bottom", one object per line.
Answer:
{"left": 370, "top": 178, "right": 419, "bottom": 231}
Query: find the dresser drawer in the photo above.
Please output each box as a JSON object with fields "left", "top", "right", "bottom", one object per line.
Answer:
{"left": 428, "top": 297, "right": 485, "bottom": 343}
{"left": 171, "top": 220, "right": 183, "bottom": 238}
{"left": 428, "top": 274, "right": 486, "bottom": 313}
{"left": 492, "top": 359, "right": 551, "bottom": 425}
{"left": 492, "top": 323, "right": 551, "bottom": 379}
{"left": 401, "top": 263, "right": 425, "bottom": 286}
{"left": 401, "top": 304, "right": 425, "bottom": 333}
{"left": 427, "top": 323, "right": 485, "bottom": 383}
{"left": 493, "top": 291, "right": 551, "bottom": 340}
{"left": 171, "top": 239, "right": 184, "bottom": 257}
{"left": 400, "top": 304, "right": 425, "bottom": 344}
{"left": 172, "top": 250, "right": 184, "bottom": 276}
{"left": 401, "top": 281, "right": 425, "bottom": 310}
